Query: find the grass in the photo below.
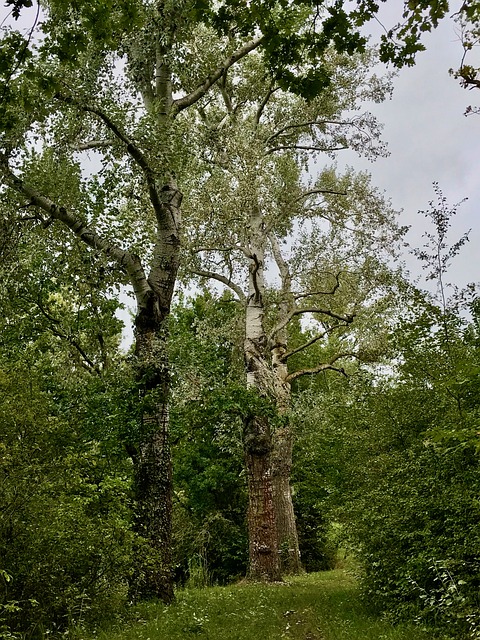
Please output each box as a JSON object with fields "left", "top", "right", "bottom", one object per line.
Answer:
{"left": 84, "top": 570, "right": 441, "bottom": 640}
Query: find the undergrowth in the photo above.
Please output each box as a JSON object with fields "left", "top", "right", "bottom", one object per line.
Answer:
{"left": 76, "top": 570, "right": 447, "bottom": 640}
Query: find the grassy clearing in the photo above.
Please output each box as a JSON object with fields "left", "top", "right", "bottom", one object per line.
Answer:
{"left": 86, "top": 570, "right": 440, "bottom": 640}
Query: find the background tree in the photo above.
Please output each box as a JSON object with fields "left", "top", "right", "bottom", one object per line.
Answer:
{"left": 169, "top": 293, "right": 248, "bottom": 586}
{"left": 309, "top": 193, "right": 480, "bottom": 638}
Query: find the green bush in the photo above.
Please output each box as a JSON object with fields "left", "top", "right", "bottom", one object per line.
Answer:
{"left": 336, "top": 375, "right": 480, "bottom": 638}
{"left": 0, "top": 366, "right": 134, "bottom": 637}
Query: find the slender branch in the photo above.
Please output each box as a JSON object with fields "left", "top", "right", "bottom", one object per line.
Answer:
{"left": 191, "top": 269, "right": 245, "bottom": 301}
{"left": 287, "top": 352, "right": 358, "bottom": 382}
{"left": 192, "top": 245, "right": 237, "bottom": 254}
{"left": 268, "top": 231, "right": 291, "bottom": 287}
{"left": 35, "top": 299, "right": 101, "bottom": 374}
{"left": 265, "top": 119, "right": 357, "bottom": 144}
{"left": 269, "top": 306, "right": 354, "bottom": 340}
{"left": 55, "top": 94, "right": 167, "bottom": 221}
{"left": 171, "top": 36, "right": 265, "bottom": 116}
{"left": 294, "top": 188, "right": 347, "bottom": 202}
{"left": 294, "top": 273, "right": 341, "bottom": 300}
{"left": 56, "top": 94, "right": 152, "bottom": 172}
{"left": 219, "top": 71, "right": 234, "bottom": 113}
{"left": 281, "top": 324, "right": 343, "bottom": 361}
{"left": 97, "top": 330, "right": 109, "bottom": 370}
{"left": 255, "top": 84, "right": 278, "bottom": 126}
{"left": 266, "top": 144, "right": 348, "bottom": 155}
{"left": 193, "top": 244, "right": 252, "bottom": 258}
{"left": 69, "top": 139, "right": 114, "bottom": 151}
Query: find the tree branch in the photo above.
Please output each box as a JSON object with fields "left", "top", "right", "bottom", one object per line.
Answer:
{"left": 269, "top": 306, "right": 354, "bottom": 340}
{"left": 35, "top": 298, "right": 101, "bottom": 374}
{"left": 0, "top": 156, "right": 152, "bottom": 310}
{"left": 294, "top": 188, "right": 347, "bottom": 202}
{"left": 55, "top": 94, "right": 165, "bottom": 221}
{"left": 171, "top": 36, "right": 264, "bottom": 116}
{"left": 219, "top": 71, "right": 234, "bottom": 113}
{"left": 265, "top": 119, "right": 358, "bottom": 144}
{"left": 268, "top": 231, "right": 291, "bottom": 288}
{"left": 294, "top": 273, "right": 341, "bottom": 299}
{"left": 255, "top": 84, "right": 278, "bottom": 126}
{"left": 281, "top": 324, "right": 343, "bottom": 361}
{"left": 191, "top": 269, "right": 245, "bottom": 301}
{"left": 69, "top": 139, "right": 114, "bottom": 152}
{"left": 56, "top": 94, "right": 150, "bottom": 170}
{"left": 287, "top": 352, "right": 358, "bottom": 382}
{"left": 265, "top": 144, "right": 348, "bottom": 155}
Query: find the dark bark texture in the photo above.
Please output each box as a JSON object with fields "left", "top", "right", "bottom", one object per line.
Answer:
{"left": 271, "top": 424, "right": 303, "bottom": 574}
{"left": 244, "top": 414, "right": 282, "bottom": 582}
{"left": 131, "top": 300, "right": 174, "bottom": 602}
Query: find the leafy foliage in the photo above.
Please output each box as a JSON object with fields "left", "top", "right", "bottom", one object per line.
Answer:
{"left": 0, "top": 361, "right": 134, "bottom": 637}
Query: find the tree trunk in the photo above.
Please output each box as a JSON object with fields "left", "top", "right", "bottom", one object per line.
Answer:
{"left": 271, "top": 423, "right": 302, "bottom": 574}
{"left": 244, "top": 414, "right": 281, "bottom": 581}
{"left": 271, "top": 346, "right": 303, "bottom": 574}
{"left": 129, "top": 180, "right": 182, "bottom": 602}
{"left": 243, "top": 206, "right": 281, "bottom": 581}
{"left": 131, "top": 302, "right": 174, "bottom": 602}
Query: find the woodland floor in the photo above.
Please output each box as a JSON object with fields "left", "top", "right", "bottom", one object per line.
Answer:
{"left": 85, "top": 569, "right": 444, "bottom": 640}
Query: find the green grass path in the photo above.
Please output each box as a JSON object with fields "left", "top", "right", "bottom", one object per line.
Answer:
{"left": 91, "top": 570, "right": 437, "bottom": 640}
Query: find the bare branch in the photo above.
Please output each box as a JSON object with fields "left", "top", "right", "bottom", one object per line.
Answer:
{"left": 281, "top": 323, "right": 343, "bottom": 361}
{"left": 265, "top": 144, "right": 348, "bottom": 155}
{"left": 269, "top": 306, "right": 354, "bottom": 340}
{"left": 287, "top": 352, "right": 358, "bottom": 382}
{"left": 172, "top": 36, "right": 264, "bottom": 115}
{"left": 191, "top": 269, "right": 245, "bottom": 301}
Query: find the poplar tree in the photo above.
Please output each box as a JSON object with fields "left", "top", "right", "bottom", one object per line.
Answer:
{"left": 182, "top": 46, "right": 403, "bottom": 575}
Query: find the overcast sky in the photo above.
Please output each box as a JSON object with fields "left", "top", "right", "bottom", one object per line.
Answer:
{"left": 341, "top": 10, "right": 480, "bottom": 295}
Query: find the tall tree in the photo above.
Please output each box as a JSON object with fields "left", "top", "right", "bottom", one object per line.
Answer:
{"left": 182, "top": 47, "right": 402, "bottom": 576}
{"left": 0, "top": 0, "right": 379, "bottom": 596}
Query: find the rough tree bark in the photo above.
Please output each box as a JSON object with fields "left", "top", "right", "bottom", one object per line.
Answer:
{"left": 129, "top": 181, "right": 182, "bottom": 602}
{"left": 269, "top": 232, "right": 303, "bottom": 574}
{"left": 271, "top": 345, "right": 303, "bottom": 574}
{"left": 243, "top": 207, "right": 281, "bottom": 581}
